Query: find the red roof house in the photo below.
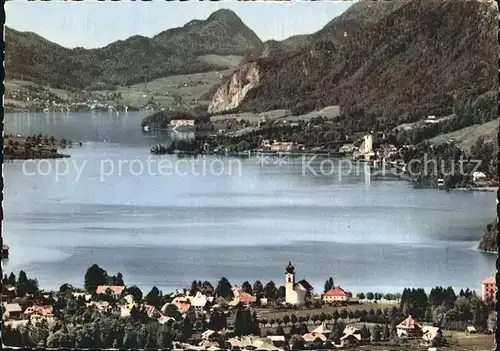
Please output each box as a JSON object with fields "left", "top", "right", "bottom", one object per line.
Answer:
{"left": 239, "top": 292, "right": 257, "bottom": 304}
{"left": 323, "top": 286, "right": 347, "bottom": 302}
{"left": 96, "top": 285, "right": 125, "bottom": 295}
{"left": 397, "top": 315, "right": 423, "bottom": 338}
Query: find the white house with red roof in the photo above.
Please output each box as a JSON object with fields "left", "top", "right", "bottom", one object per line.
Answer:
{"left": 481, "top": 276, "right": 496, "bottom": 301}
{"left": 397, "top": 315, "right": 423, "bottom": 338}
{"left": 322, "top": 286, "right": 347, "bottom": 304}
{"left": 284, "top": 261, "right": 314, "bottom": 305}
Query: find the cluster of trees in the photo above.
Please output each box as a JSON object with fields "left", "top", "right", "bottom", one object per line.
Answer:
{"left": 202, "top": 117, "right": 354, "bottom": 154}
{"left": 84, "top": 264, "right": 125, "bottom": 293}
{"left": 140, "top": 108, "right": 210, "bottom": 129}
{"left": 3, "top": 288, "right": 188, "bottom": 349}
{"left": 189, "top": 280, "right": 214, "bottom": 296}
{"left": 259, "top": 306, "right": 404, "bottom": 327}
{"left": 1, "top": 271, "right": 39, "bottom": 297}
{"left": 210, "top": 278, "right": 287, "bottom": 303}
{"left": 234, "top": 307, "right": 260, "bottom": 336}
{"left": 396, "top": 91, "right": 497, "bottom": 146}
{"left": 400, "top": 286, "right": 493, "bottom": 331}
{"left": 390, "top": 141, "right": 487, "bottom": 188}
{"left": 469, "top": 136, "right": 496, "bottom": 175}
{"left": 150, "top": 140, "right": 204, "bottom": 155}
{"left": 2, "top": 270, "right": 265, "bottom": 348}
{"left": 323, "top": 277, "right": 335, "bottom": 292}
{"left": 355, "top": 292, "right": 400, "bottom": 301}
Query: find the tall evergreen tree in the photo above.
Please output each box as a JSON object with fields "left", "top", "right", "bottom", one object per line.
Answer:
{"left": 145, "top": 286, "right": 162, "bottom": 307}
{"left": 263, "top": 281, "right": 278, "bottom": 299}
{"left": 84, "top": 264, "right": 109, "bottom": 293}
{"left": 253, "top": 280, "right": 264, "bottom": 298}
{"left": 215, "top": 277, "right": 233, "bottom": 300}
{"left": 241, "top": 281, "right": 253, "bottom": 295}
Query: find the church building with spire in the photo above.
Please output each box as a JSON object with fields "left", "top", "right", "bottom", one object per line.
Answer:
{"left": 284, "top": 261, "right": 314, "bottom": 305}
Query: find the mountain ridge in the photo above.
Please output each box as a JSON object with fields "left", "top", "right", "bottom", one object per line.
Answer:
{"left": 209, "top": 0, "right": 498, "bottom": 129}
{"left": 5, "top": 9, "right": 264, "bottom": 89}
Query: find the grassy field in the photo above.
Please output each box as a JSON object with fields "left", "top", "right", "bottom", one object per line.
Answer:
{"left": 197, "top": 54, "right": 242, "bottom": 68}
{"left": 445, "top": 330, "right": 494, "bottom": 351}
{"left": 428, "top": 119, "right": 498, "bottom": 151}
{"left": 94, "top": 69, "right": 234, "bottom": 109}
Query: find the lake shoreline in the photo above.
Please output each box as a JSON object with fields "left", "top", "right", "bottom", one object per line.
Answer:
{"left": 3, "top": 111, "right": 496, "bottom": 301}
{"left": 4, "top": 134, "right": 72, "bottom": 160}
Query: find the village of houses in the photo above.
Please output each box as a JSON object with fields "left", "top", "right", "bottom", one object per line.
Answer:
{"left": 144, "top": 111, "right": 495, "bottom": 191}
{"left": 2, "top": 261, "right": 496, "bottom": 350}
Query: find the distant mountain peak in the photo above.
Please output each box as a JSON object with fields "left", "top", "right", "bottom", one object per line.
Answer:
{"left": 207, "top": 9, "right": 242, "bottom": 23}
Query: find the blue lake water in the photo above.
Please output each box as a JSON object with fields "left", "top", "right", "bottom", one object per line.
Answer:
{"left": 2, "top": 112, "right": 496, "bottom": 295}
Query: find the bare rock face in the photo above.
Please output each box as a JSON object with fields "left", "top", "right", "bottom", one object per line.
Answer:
{"left": 478, "top": 217, "right": 498, "bottom": 253}
{"left": 208, "top": 62, "right": 260, "bottom": 114}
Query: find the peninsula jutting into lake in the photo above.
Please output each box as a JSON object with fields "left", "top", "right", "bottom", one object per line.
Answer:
{"left": 3, "top": 0, "right": 497, "bottom": 350}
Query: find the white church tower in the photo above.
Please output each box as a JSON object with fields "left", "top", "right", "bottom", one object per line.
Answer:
{"left": 285, "top": 261, "right": 296, "bottom": 303}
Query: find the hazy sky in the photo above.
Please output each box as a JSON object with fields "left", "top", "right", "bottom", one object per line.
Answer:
{"left": 6, "top": 1, "right": 355, "bottom": 49}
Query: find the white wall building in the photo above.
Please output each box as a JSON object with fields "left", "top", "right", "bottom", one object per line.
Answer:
{"left": 284, "top": 261, "right": 314, "bottom": 305}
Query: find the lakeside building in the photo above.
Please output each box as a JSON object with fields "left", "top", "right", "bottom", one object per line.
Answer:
{"left": 353, "top": 133, "right": 375, "bottom": 161}
{"left": 425, "top": 115, "right": 439, "bottom": 124}
{"left": 270, "top": 141, "right": 299, "bottom": 152}
{"left": 339, "top": 143, "right": 357, "bottom": 153}
{"left": 170, "top": 119, "right": 195, "bottom": 127}
{"left": 473, "top": 171, "right": 487, "bottom": 182}
{"left": 481, "top": 277, "right": 496, "bottom": 301}
{"left": 284, "top": 261, "right": 314, "bottom": 305}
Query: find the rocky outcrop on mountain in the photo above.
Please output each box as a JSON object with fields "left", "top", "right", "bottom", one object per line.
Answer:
{"left": 208, "top": 61, "right": 260, "bottom": 114}
{"left": 5, "top": 9, "right": 263, "bottom": 89}
{"left": 211, "top": 0, "right": 498, "bottom": 129}
{"left": 478, "top": 218, "right": 498, "bottom": 253}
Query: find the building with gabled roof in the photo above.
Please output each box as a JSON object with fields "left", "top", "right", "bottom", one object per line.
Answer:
{"left": 2, "top": 302, "right": 23, "bottom": 319}
{"left": 397, "top": 315, "right": 423, "bottom": 338}
{"left": 231, "top": 287, "right": 257, "bottom": 306}
{"left": 302, "top": 332, "right": 327, "bottom": 343}
{"left": 323, "top": 286, "right": 347, "bottom": 303}
{"left": 188, "top": 291, "right": 208, "bottom": 309}
{"left": 95, "top": 285, "right": 125, "bottom": 296}
{"left": 311, "top": 322, "right": 331, "bottom": 335}
{"left": 284, "top": 261, "right": 314, "bottom": 305}
{"left": 340, "top": 325, "right": 361, "bottom": 347}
